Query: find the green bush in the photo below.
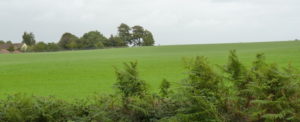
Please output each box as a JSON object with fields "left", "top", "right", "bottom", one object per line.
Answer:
{"left": 7, "top": 45, "right": 15, "bottom": 52}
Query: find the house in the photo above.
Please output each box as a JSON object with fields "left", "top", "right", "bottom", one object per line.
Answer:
{"left": 0, "top": 43, "right": 28, "bottom": 53}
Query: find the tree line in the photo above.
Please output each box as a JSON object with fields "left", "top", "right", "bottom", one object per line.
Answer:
{"left": 20, "top": 23, "right": 155, "bottom": 52}
{"left": 0, "top": 51, "right": 299, "bottom": 121}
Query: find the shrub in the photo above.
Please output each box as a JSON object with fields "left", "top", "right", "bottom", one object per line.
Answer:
{"left": 114, "top": 61, "right": 147, "bottom": 99}
{"left": 175, "top": 56, "right": 224, "bottom": 121}
{"left": 32, "top": 42, "right": 48, "bottom": 52}
{"left": 160, "top": 79, "right": 172, "bottom": 97}
{"left": 0, "top": 94, "right": 70, "bottom": 121}
{"left": 246, "top": 55, "right": 300, "bottom": 121}
{"left": 47, "top": 43, "right": 61, "bottom": 51}
{"left": 7, "top": 45, "right": 15, "bottom": 52}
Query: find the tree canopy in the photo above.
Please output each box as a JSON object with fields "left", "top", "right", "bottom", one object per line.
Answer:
{"left": 79, "top": 31, "right": 107, "bottom": 49}
{"left": 58, "top": 33, "right": 79, "bottom": 50}
{"left": 118, "top": 23, "right": 132, "bottom": 45}
{"left": 15, "top": 23, "right": 155, "bottom": 52}
{"left": 22, "top": 32, "right": 36, "bottom": 46}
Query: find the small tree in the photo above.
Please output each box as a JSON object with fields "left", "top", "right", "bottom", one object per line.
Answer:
{"left": 32, "top": 42, "right": 48, "bottom": 52}
{"left": 22, "top": 32, "right": 36, "bottom": 46}
{"left": 80, "top": 31, "right": 107, "bottom": 49}
{"left": 115, "top": 62, "right": 147, "bottom": 106}
{"left": 223, "top": 50, "right": 253, "bottom": 121}
{"left": 47, "top": 43, "right": 61, "bottom": 51}
{"left": 175, "top": 56, "right": 223, "bottom": 121}
{"left": 132, "top": 25, "right": 145, "bottom": 46}
{"left": 247, "top": 54, "right": 300, "bottom": 121}
{"left": 106, "top": 35, "right": 126, "bottom": 47}
{"left": 142, "top": 30, "right": 155, "bottom": 46}
{"left": 6, "top": 41, "right": 12, "bottom": 45}
{"left": 160, "top": 79, "right": 171, "bottom": 97}
{"left": 118, "top": 23, "right": 132, "bottom": 45}
{"left": 58, "top": 32, "right": 79, "bottom": 50}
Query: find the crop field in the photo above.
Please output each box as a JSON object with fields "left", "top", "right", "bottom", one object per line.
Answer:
{"left": 0, "top": 41, "right": 299, "bottom": 100}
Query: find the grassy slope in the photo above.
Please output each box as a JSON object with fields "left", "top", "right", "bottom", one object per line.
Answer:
{"left": 0, "top": 41, "right": 299, "bottom": 99}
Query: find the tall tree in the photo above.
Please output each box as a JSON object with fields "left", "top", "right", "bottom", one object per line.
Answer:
{"left": 132, "top": 25, "right": 145, "bottom": 46}
{"left": 79, "top": 31, "right": 107, "bottom": 49}
{"left": 118, "top": 23, "right": 131, "bottom": 45}
{"left": 106, "top": 35, "right": 126, "bottom": 47}
{"left": 58, "top": 33, "right": 79, "bottom": 50}
{"left": 22, "top": 32, "right": 36, "bottom": 46}
{"left": 142, "top": 30, "right": 155, "bottom": 46}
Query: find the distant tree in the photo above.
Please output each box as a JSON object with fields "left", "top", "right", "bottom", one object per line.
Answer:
{"left": 142, "top": 30, "right": 155, "bottom": 46}
{"left": 58, "top": 33, "right": 79, "bottom": 50}
{"left": 0, "top": 40, "right": 4, "bottom": 45}
{"left": 132, "top": 25, "right": 145, "bottom": 46}
{"left": 47, "top": 43, "right": 61, "bottom": 51}
{"left": 118, "top": 23, "right": 132, "bottom": 45}
{"left": 32, "top": 42, "right": 47, "bottom": 52}
{"left": 103, "top": 35, "right": 113, "bottom": 47}
{"left": 95, "top": 41, "right": 104, "bottom": 49}
{"left": 6, "top": 41, "right": 12, "bottom": 44}
{"left": 114, "top": 36, "right": 127, "bottom": 47}
{"left": 22, "top": 32, "right": 36, "bottom": 46}
{"left": 79, "top": 31, "right": 107, "bottom": 49}
{"left": 105, "top": 35, "right": 126, "bottom": 47}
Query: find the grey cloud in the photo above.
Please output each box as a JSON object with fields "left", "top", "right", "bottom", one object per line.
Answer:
{"left": 0, "top": 0, "right": 299, "bottom": 45}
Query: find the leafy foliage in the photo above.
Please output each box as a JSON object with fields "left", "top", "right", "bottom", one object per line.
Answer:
{"left": 22, "top": 32, "right": 36, "bottom": 46}
{"left": 246, "top": 54, "right": 300, "bottom": 121}
{"left": 118, "top": 23, "right": 132, "bottom": 45}
{"left": 176, "top": 56, "right": 224, "bottom": 121}
{"left": 79, "top": 31, "right": 107, "bottom": 49}
{"left": 115, "top": 61, "right": 147, "bottom": 98}
{"left": 160, "top": 79, "right": 172, "bottom": 97}
{"left": 142, "top": 30, "right": 155, "bottom": 46}
{"left": 19, "top": 23, "right": 155, "bottom": 52}
{"left": 105, "top": 35, "right": 127, "bottom": 47}
{"left": 58, "top": 32, "right": 79, "bottom": 50}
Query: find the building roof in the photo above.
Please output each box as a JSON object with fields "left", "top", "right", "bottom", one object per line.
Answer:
{"left": 0, "top": 43, "right": 24, "bottom": 49}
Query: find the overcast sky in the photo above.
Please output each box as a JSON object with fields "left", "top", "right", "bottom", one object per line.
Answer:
{"left": 0, "top": 0, "right": 300, "bottom": 45}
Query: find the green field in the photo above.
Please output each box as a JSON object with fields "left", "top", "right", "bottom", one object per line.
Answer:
{"left": 0, "top": 41, "right": 299, "bottom": 99}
